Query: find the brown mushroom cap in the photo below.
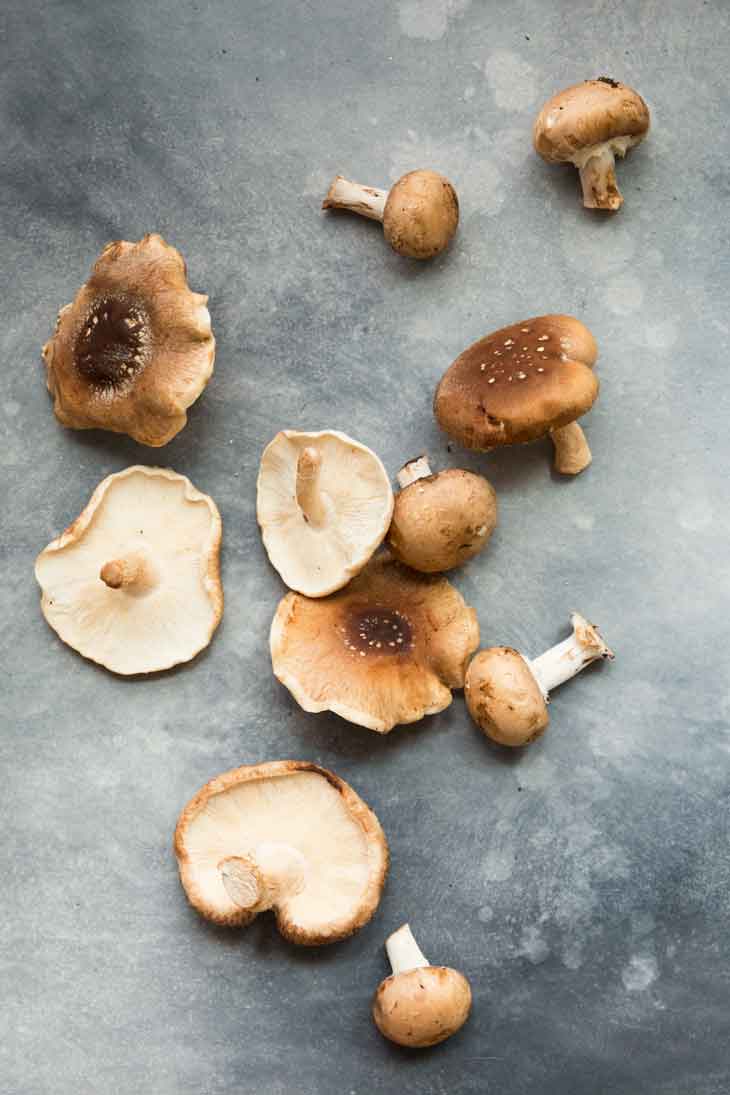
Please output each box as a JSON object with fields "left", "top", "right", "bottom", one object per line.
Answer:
{"left": 373, "top": 966, "right": 472, "bottom": 1048}
{"left": 434, "top": 315, "right": 598, "bottom": 450}
{"left": 42, "top": 234, "right": 215, "bottom": 446}
{"left": 270, "top": 553, "right": 479, "bottom": 732}
{"left": 388, "top": 468, "right": 497, "bottom": 573}
{"left": 533, "top": 78, "right": 650, "bottom": 163}
{"left": 465, "top": 647, "right": 548, "bottom": 747}
{"left": 383, "top": 170, "right": 459, "bottom": 259}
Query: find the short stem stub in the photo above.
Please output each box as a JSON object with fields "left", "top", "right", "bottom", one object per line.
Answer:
{"left": 219, "top": 842, "right": 307, "bottom": 913}
{"left": 322, "top": 176, "right": 388, "bottom": 222}
{"left": 550, "top": 422, "right": 592, "bottom": 475}
{"left": 577, "top": 144, "right": 622, "bottom": 210}
{"left": 386, "top": 923, "right": 431, "bottom": 975}
{"left": 296, "top": 447, "right": 327, "bottom": 526}
{"left": 529, "top": 612, "right": 614, "bottom": 697}
{"left": 99, "top": 551, "right": 155, "bottom": 591}
{"left": 397, "top": 455, "right": 433, "bottom": 489}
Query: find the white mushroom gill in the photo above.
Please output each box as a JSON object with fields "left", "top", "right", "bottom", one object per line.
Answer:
{"left": 528, "top": 613, "right": 613, "bottom": 698}
{"left": 386, "top": 923, "right": 431, "bottom": 975}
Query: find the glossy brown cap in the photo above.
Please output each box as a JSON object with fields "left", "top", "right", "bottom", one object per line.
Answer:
{"left": 465, "top": 647, "right": 548, "bottom": 747}
{"left": 383, "top": 170, "right": 459, "bottom": 259}
{"left": 533, "top": 78, "right": 650, "bottom": 163}
{"left": 373, "top": 966, "right": 472, "bottom": 1048}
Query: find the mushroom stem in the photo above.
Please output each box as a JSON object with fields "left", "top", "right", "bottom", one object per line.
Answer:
{"left": 576, "top": 144, "right": 622, "bottom": 210}
{"left": 529, "top": 612, "right": 614, "bottom": 698}
{"left": 296, "top": 447, "right": 327, "bottom": 526}
{"left": 220, "top": 842, "right": 308, "bottom": 912}
{"left": 397, "top": 455, "right": 433, "bottom": 489}
{"left": 99, "top": 552, "right": 155, "bottom": 591}
{"left": 322, "top": 176, "right": 388, "bottom": 222}
{"left": 386, "top": 923, "right": 431, "bottom": 975}
{"left": 550, "top": 422, "right": 592, "bottom": 475}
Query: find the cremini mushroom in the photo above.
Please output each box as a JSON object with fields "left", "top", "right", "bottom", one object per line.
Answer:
{"left": 257, "top": 429, "right": 394, "bottom": 597}
{"left": 174, "top": 761, "right": 388, "bottom": 944}
{"left": 270, "top": 553, "right": 479, "bottom": 732}
{"left": 42, "top": 234, "right": 215, "bottom": 445}
{"left": 387, "top": 456, "right": 497, "bottom": 573}
{"left": 465, "top": 613, "right": 613, "bottom": 747}
{"left": 323, "top": 169, "right": 459, "bottom": 259}
{"left": 34, "top": 466, "right": 223, "bottom": 675}
{"left": 533, "top": 78, "right": 650, "bottom": 211}
{"left": 372, "top": 923, "right": 472, "bottom": 1048}
{"left": 434, "top": 315, "right": 599, "bottom": 474}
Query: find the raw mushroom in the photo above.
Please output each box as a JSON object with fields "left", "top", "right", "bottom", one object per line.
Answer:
{"left": 257, "top": 429, "right": 394, "bottom": 597}
{"left": 533, "top": 78, "right": 650, "bottom": 211}
{"left": 42, "top": 234, "right": 215, "bottom": 446}
{"left": 465, "top": 612, "right": 613, "bottom": 747}
{"left": 323, "top": 169, "right": 459, "bottom": 259}
{"left": 387, "top": 456, "right": 497, "bottom": 573}
{"left": 174, "top": 761, "right": 388, "bottom": 944}
{"left": 270, "top": 553, "right": 479, "bottom": 732}
{"left": 34, "top": 466, "right": 223, "bottom": 675}
{"left": 434, "top": 315, "right": 599, "bottom": 475}
{"left": 372, "top": 923, "right": 472, "bottom": 1048}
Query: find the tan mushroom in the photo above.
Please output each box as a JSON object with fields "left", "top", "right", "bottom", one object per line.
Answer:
{"left": 34, "top": 466, "right": 222, "bottom": 675}
{"left": 257, "top": 429, "right": 394, "bottom": 597}
{"left": 387, "top": 456, "right": 497, "bottom": 573}
{"left": 42, "top": 234, "right": 215, "bottom": 446}
{"left": 372, "top": 923, "right": 472, "bottom": 1048}
{"left": 174, "top": 761, "right": 388, "bottom": 945}
{"left": 270, "top": 553, "right": 479, "bottom": 732}
{"left": 533, "top": 78, "right": 650, "bottom": 211}
{"left": 434, "top": 315, "right": 599, "bottom": 474}
{"left": 323, "top": 170, "right": 459, "bottom": 259}
{"left": 465, "top": 613, "right": 613, "bottom": 747}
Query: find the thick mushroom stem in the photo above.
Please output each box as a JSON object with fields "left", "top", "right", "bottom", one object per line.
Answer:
{"left": 296, "top": 447, "right": 327, "bottom": 527}
{"left": 322, "top": 176, "right": 388, "bottom": 222}
{"left": 576, "top": 144, "right": 622, "bottom": 210}
{"left": 99, "top": 551, "right": 156, "bottom": 591}
{"left": 550, "top": 422, "right": 592, "bottom": 475}
{"left": 219, "top": 842, "right": 308, "bottom": 912}
{"left": 386, "top": 923, "right": 431, "bottom": 975}
{"left": 529, "top": 612, "right": 613, "bottom": 698}
{"left": 397, "top": 456, "right": 433, "bottom": 488}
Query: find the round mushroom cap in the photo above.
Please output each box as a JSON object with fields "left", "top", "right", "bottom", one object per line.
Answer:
{"left": 383, "top": 170, "right": 459, "bottom": 259}
{"left": 434, "top": 315, "right": 598, "bottom": 450}
{"left": 373, "top": 966, "right": 472, "bottom": 1048}
{"left": 257, "top": 429, "right": 394, "bottom": 597}
{"left": 42, "top": 234, "right": 215, "bottom": 447}
{"left": 388, "top": 469, "right": 497, "bottom": 573}
{"left": 533, "top": 78, "right": 650, "bottom": 163}
{"left": 174, "top": 761, "right": 388, "bottom": 944}
{"left": 465, "top": 647, "right": 548, "bottom": 747}
{"left": 34, "top": 466, "right": 223, "bottom": 675}
{"left": 270, "top": 553, "right": 480, "bottom": 732}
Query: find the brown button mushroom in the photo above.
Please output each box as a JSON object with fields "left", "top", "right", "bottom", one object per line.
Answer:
{"left": 465, "top": 613, "right": 613, "bottom": 747}
{"left": 34, "top": 466, "right": 223, "bottom": 675}
{"left": 42, "top": 234, "right": 215, "bottom": 446}
{"left": 270, "top": 553, "right": 479, "bottom": 732}
{"left": 434, "top": 315, "right": 599, "bottom": 475}
{"left": 387, "top": 456, "right": 497, "bottom": 573}
{"left": 533, "top": 78, "right": 650, "bottom": 211}
{"left": 257, "top": 429, "right": 394, "bottom": 597}
{"left": 372, "top": 923, "right": 472, "bottom": 1048}
{"left": 323, "top": 170, "right": 459, "bottom": 259}
{"left": 174, "top": 761, "right": 388, "bottom": 945}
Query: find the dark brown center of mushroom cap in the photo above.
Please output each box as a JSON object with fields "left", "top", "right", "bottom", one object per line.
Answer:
{"left": 342, "top": 605, "right": 414, "bottom": 656}
{"left": 74, "top": 296, "right": 150, "bottom": 388}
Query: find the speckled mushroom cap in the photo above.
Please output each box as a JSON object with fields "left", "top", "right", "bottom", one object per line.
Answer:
{"left": 533, "top": 78, "right": 650, "bottom": 162}
{"left": 434, "top": 315, "right": 598, "bottom": 450}
{"left": 270, "top": 553, "right": 480, "bottom": 732}
{"left": 174, "top": 761, "right": 389, "bottom": 945}
{"left": 465, "top": 647, "right": 549, "bottom": 747}
{"left": 42, "top": 234, "right": 215, "bottom": 446}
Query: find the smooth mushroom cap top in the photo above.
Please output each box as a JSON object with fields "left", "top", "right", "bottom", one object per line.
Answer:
{"left": 383, "top": 170, "right": 459, "bottom": 259}
{"left": 373, "top": 966, "right": 472, "bottom": 1048}
{"left": 533, "top": 78, "right": 650, "bottom": 162}
{"left": 465, "top": 647, "right": 549, "bottom": 747}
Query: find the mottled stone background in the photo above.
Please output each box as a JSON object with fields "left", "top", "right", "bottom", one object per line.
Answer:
{"left": 2, "top": 1, "right": 729, "bottom": 1092}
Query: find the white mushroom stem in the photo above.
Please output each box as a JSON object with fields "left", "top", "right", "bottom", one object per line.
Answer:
{"left": 575, "top": 143, "right": 622, "bottom": 211}
{"left": 99, "top": 552, "right": 156, "bottom": 591}
{"left": 550, "top": 422, "right": 592, "bottom": 475}
{"left": 322, "top": 176, "right": 388, "bottom": 222}
{"left": 296, "top": 447, "right": 327, "bottom": 526}
{"left": 220, "top": 842, "right": 307, "bottom": 912}
{"left": 397, "top": 456, "right": 433, "bottom": 488}
{"left": 386, "top": 923, "right": 431, "bottom": 975}
{"left": 528, "top": 612, "right": 614, "bottom": 698}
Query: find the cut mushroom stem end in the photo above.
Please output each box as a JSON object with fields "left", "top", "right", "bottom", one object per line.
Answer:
{"left": 396, "top": 456, "right": 433, "bottom": 489}
{"left": 99, "top": 551, "right": 157, "bottom": 591}
{"left": 386, "top": 923, "right": 431, "bottom": 974}
{"left": 550, "top": 422, "right": 592, "bottom": 475}
{"left": 296, "top": 446, "right": 327, "bottom": 526}
{"left": 219, "top": 842, "right": 308, "bottom": 912}
{"left": 529, "top": 612, "right": 614, "bottom": 698}
{"left": 322, "top": 175, "right": 387, "bottom": 222}
{"left": 576, "top": 144, "right": 622, "bottom": 210}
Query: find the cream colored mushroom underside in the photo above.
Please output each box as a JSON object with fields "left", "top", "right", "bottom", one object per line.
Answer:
{"left": 35, "top": 470, "right": 219, "bottom": 674}
{"left": 182, "top": 772, "right": 371, "bottom": 928}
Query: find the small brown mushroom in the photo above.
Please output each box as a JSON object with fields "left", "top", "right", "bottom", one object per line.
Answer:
{"left": 372, "top": 923, "right": 472, "bottom": 1048}
{"left": 387, "top": 456, "right": 497, "bottom": 572}
{"left": 323, "top": 170, "right": 459, "bottom": 259}
{"left": 465, "top": 613, "right": 613, "bottom": 747}
{"left": 533, "top": 78, "right": 650, "bottom": 211}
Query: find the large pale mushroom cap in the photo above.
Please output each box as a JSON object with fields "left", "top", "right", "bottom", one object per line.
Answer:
{"left": 257, "top": 429, "right": 394, "bottom": 597}
{"left": 174, "top": 761, "right": 389, "bottom": 945}
{"left": 270, "top": 553, "right": 480, "bottom": 732}
{"left": 35, "top": 466, "right": 223, "bottom": 675}
{"left": 533, "top": 78, "right": 650, "bottom": 163}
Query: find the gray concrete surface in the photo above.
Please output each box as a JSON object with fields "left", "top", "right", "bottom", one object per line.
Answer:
{"left": 2, "top": 1, "right": 729, "bottom": 1092}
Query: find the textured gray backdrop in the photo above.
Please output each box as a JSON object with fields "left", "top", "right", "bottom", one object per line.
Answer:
{"left": 2, "top": 1, "right": 729, "bottom": 1093}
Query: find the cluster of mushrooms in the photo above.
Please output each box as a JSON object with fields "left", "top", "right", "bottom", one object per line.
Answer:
{"left": 33, "top": 76, "right": 648, "bottom": 1049}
